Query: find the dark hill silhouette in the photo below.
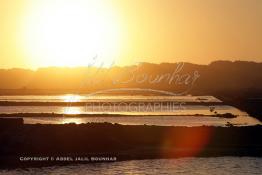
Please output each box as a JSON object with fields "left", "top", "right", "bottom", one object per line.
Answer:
{"left": 0, "top": 60, "right": 261, "bottom": 94}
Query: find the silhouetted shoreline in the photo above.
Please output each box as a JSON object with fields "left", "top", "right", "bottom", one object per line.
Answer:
{"left": 0, "top": 120, "right": 261, "bottom": 169}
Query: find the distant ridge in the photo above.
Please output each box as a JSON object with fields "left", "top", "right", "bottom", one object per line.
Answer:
{"left": 0, "top": 60, "right": 262, "bottom": 95}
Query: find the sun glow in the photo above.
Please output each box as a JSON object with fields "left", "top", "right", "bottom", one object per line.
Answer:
{"left": 20, "top": 0, "right": 122, "bottom": 67}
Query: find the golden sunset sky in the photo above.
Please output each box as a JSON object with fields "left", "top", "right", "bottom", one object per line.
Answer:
{"left": 0, "top": 0, "right": 262, "bottom": 69}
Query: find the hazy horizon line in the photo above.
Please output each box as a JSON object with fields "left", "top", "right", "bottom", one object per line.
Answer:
{"left": 1, "top": 59, "right": 262, "bottom": 71}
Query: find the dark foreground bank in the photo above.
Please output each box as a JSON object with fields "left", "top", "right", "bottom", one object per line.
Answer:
{"left": 0, "top": 119, "right": 261, "bottom": 168}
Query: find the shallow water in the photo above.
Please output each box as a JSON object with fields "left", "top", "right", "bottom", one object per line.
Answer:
{"left": 0, "top": 95, "right": 222, "bottom": 103}
{"left": 0, "top": 105, "right": 260, "bottom": 126}
{"left": 1, "top": 157, "right": 261, "bottom": 175}
{"left": 0, "top": 95, "right": 260, "bottom": 126}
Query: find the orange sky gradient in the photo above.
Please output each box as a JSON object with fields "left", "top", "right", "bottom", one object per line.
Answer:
{"left": 0, "top": 0, "right": 262, "bottom": 69}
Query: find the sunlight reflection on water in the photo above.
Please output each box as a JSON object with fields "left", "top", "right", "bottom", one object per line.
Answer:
{"left": 61, "top": 94, "right": 83, "bottom": 102}
{"left": 63, "top": 107, "right": 83, "bottom": 114}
